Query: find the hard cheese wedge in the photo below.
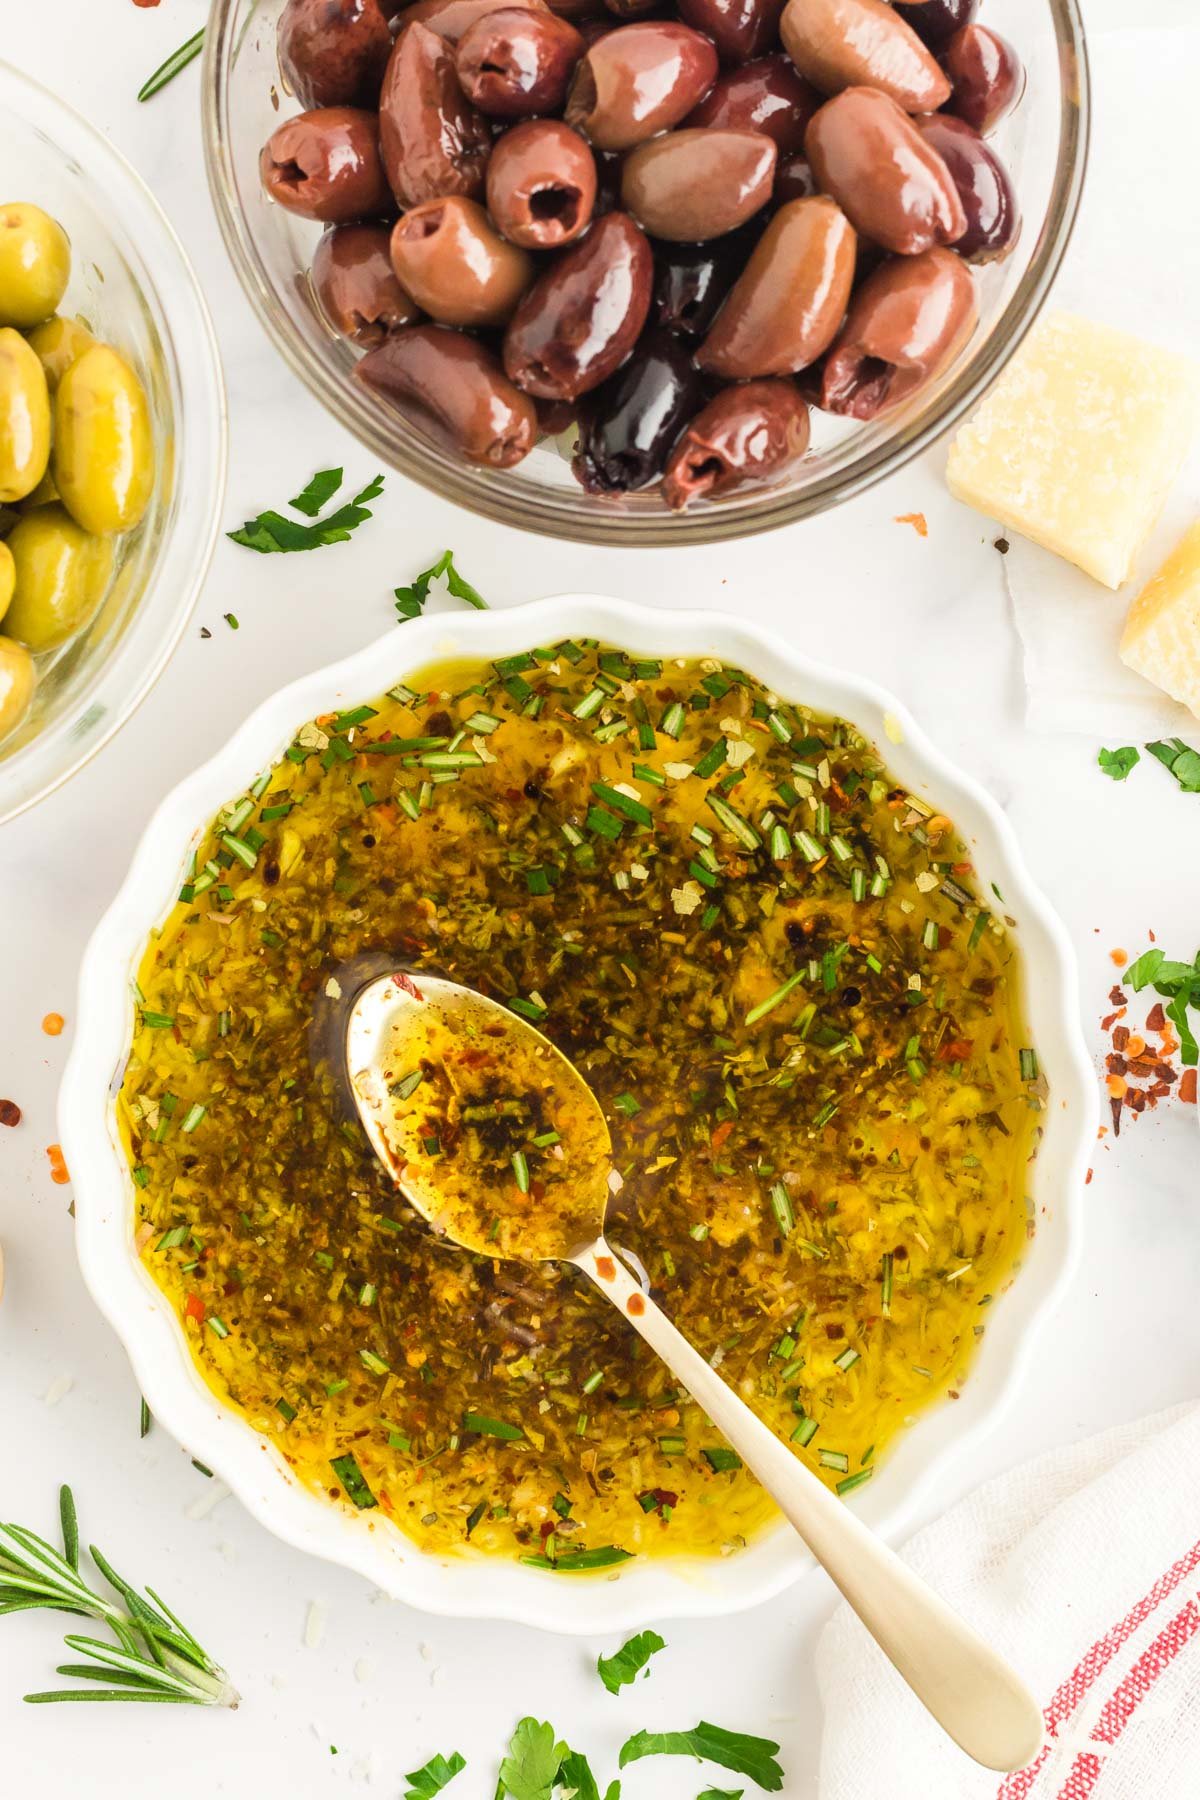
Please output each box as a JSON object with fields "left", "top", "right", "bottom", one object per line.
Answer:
{"left": 947, "top": 312, "right": 1200, "bottom": 589}
{"left": 1120, "top": 520, "right": 1200, "bottom": 719}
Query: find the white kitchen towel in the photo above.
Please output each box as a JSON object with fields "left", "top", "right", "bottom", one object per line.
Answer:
{"left": 995, "top": 26, "right": 1200, "bottom": 739}
{"left": 817, "top": 1403, "right": 1200, "bottom": 1800}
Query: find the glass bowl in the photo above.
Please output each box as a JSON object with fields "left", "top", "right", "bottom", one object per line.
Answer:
{"left": 0, "top": 62, "right": 227, "bottom": 824}
{"left": 203, "top": 0, "right": 1088, "bottom": 546}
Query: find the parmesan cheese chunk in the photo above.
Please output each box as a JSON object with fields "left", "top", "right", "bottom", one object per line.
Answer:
{"left": 1119, "top": 520, "right": 1200, "bottom": 718}
{"left": 947, "top": 313, "right": 1200, "bottom": 589}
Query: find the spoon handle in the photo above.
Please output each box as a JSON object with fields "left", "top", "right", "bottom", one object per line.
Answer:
{"left": 575, "top": 1236, "right": 1043, "bottom": 1775}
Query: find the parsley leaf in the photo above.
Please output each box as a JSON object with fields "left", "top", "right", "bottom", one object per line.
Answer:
{"left": 290, "top": 466, "right": 344, "bottom": 517}
{"left": 597, "top": 1630, "right": 666, "bottom": 1695}
{"left": 395, "top": 550, "right": 488, "bottom": 621}
{"left": 1121, "top": 945, "right": 1200, "bottom": 1066}
{"left": 405, "top": 1751, "right": 466, "bottom": 1799}
{"left": 554, "top": 1751, "right": 620, "bottom": 1800}
{"left": 618, "top": 1723, "right": 783, "bottom": 1792}
{"left": 228, "top": 472, "right": 384, "bottom": 553}
{"left": 499, "top": 1717, "right": 570, "bottom": 1800}
{"left": 1098, "top": 745, "right": 1139, "bottom": 781}
{"left": 698, "top": 1790, "right": 745, "bottom": 1799}
{"left": 1146, "top": 737, "right": 1200, "bottom": 792}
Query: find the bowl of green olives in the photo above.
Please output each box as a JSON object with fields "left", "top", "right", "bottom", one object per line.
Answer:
{"left": 0, "top": 62, "right": 226, "bottom": 823}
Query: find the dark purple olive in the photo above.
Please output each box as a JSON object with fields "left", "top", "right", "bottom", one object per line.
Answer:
{"left": 893, "top": 0, "right": 977, "bottom": 50}
{"left": 503, "top": 210, "right": 653, "bottom": 399}
{"left": 456, "top": 7, "right": 586, "bottom": 117}
{"left": 685, "top": 55, "right": 820, "bottom": 155}
{"left": 662, "top": 377, "right": 809, "bottom": 507}
{"left": 573, "top": 331, "right": 706, "bottom": 491}
{"left": 355, "top": 324, "right": 538, "bottom": 463}
{"left": 379, "top": 20, "right": 492, "bottom": 206}
{"left": 943, "top": 23, "right": 1025, "bottom": 134}
{"left": 773, "top": 152, "right": 817, "bottom": 204}
{"left": 818, "top": 244, "right": 976, "bottom": 418}
{"left": 653, "top": 221, "right": 762, "bottom": 336}
{"left": 565, "top": 22, "right": 719, "bottom": 150}
{"left": 603, "top": 0, "right": 663, "bottom": 15}
{"left": 916, "top": 113, "right": 1019, "bottom": 262}
{"left": 395, "top": 0, "right": 551, "bottom": 43}
{"left": 676, "top": 0, "right": 785, "bottom": 65}
{"left": 260, "top": 107, "right": 392, "bottom": 221}
{"left": 805, "top": 87, "right": 965, "bottom": 255}
{"left": 486, "top": 119, "right": 597, "bottom": 248}
{"left": 311, "top": 223, "right": 422, "bottom": 343}
{"left": 278, "top": 0, "right": 394, "bottom": 107}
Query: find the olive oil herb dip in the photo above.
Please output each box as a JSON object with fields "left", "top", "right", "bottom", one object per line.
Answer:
{"left": 120, "top": 642, "right": 1041, "bottom": 1568}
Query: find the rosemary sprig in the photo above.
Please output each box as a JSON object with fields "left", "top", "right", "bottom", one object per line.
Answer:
{"left": 138, "top": 28, "right": 206, "bottom": 103}
{"left": 0, "top": 1486, "right": 238, "bottom": 1707}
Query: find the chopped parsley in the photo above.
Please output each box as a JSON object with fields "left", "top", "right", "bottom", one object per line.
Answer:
{"left": 597, "top": 1630, "right": 666, "bottom": 1695}
{"left": 228, "top": 471, "right": 384, "bottom": 554}
{"left": 395, "top": 550, "right": 488, "bottom": 620}
{"left": 1146, "top": 737, "right": 1200, "bottom": 792}
{"left": 618, "top": 1723, "right": 783, "bottom": 1791}
{"left": 1097, "top": 745, "right": 1139, "bottom": 781}
{"left": 404, "top": 1751, "right": 466, "bottom": 1800}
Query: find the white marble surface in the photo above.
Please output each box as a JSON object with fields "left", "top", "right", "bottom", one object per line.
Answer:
{"left": 1, "top": 2, "right": 1198, "bottom": 1795}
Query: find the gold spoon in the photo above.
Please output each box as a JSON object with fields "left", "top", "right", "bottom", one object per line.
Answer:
{"left": 347, "top": 971, "right": 1043, "bottom": 1774}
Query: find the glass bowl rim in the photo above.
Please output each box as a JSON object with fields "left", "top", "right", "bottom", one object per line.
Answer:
{"left": 0, "top": 57, "right": 229, "bottom": 824}
{"left": 201, "top": 0, "right": 1091, "bottom": 546}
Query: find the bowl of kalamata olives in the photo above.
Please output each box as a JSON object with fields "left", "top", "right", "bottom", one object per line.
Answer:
{"left": 204, "top": 0, "right": 1086, "bottom": 544}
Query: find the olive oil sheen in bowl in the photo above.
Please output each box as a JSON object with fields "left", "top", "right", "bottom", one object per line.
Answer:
{"left": 62, "top": 598, "right": 1095, "bottom": 1632}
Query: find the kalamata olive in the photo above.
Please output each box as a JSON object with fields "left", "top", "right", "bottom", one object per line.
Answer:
{"left": 565, "top": 23, "right": 719, "bottom": 150}
{"left": 604, "top": 0, "right": 663, "bottom": 15}
{"left": 261, "top": 107, "right": 392, "bottom": 221}
{"left": 503, "top": 211, "right": 652, "bottom": 398}
{"left": 773, "top": 152, "right": 817, "bottom": 203}
{"left": 892, "top": 0, "right": 976, "bottom": 50}
{"left": 390, "top": 197, "right": 534, "bottom": 325}
{"left": 593, "top": 149, "right": 624, "bottom": 214}
{"left": 379, "top": 21, "right": 492, "bottom": 205}
{"left": 457, "top": 7, "right": 585, "bottom": 115}
{"left": 818, "top": 244, "right": 976, "bottom": 417}
{"left": 355, "top": 324, "right": 538, "bottom": 463}
{"left": 653, "top": 222, "right": 762, "bottom": 336}
{"left": 622, "top": 130, "right": 776, "bottom": 241}
{"left": 780, "top": 0, "right": 950, "bottom": 111}
{"left": 547, "top": 0, "right": 606, "bottom": 16}
{"left": 486, "top": 120, "right": 597, "bottom": 248}
{"left": 697, "top": 193, "right": 855, "bottom": 378}
{"left": 393, "top": 0, "right": 549, "bottom": 43}
{"left": 943, "top": 23, "right": 1025, "bottom": 134}
{"left": 277, "top": 0, "right": 393, "bottom": 107}
{"left": 312, "top": 223, "right": 422, "bottom": 343}
{"left": 535, "top": 395, "right": 577, "bottom": 435}
{"left": 676, "top": 0, "right": 785, "bottom": 65}
{"left": 573, "top": 332, "right": 705, "bottom": 491}
{"left": 685, "top": 55, "right": 819, "bottom": 155}
{"left": 916, "top": 114, "right": 1018, "bottom": 262}
{"left": 662, "top": 377, "right": 809, "bottom": 507}
{"left": 805, "top": 88, "right": 964, "bottom": 255}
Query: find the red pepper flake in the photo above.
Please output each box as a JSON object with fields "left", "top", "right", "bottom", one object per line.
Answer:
{"left": 46, "top": 1143, "right": 70, "bottom": 1184}
{"left": 1112, "top": 1025, "right": 1129, "bottom": 1052}
{"left": 185, "top": 1293, "right": 205, "bottom": 1323}
{"left": 1181, "top": 1069, "right": 1197, "bottom": 1105}
{"left": 1085, "top": 1168, "right": 1093, "bottom": 1185}
{"left": 0, "top": 1099, "right": 20, "bottom": 1128}
{"left": 1146, "top": 1002, "right": 1166, "bottom": 1032}
{"left": 894, "top": 512, "right": 928, "bottom": 537}
{"left": 1109, "top": 986, "right": 1127, "bottom": 1007}
{"left": 42, "top": 1012, "right": 65, "bottom": 1036}
{"left": 627, "top": 1292, "right": 646, "bottom": 1316}
{"left": 595, "top": 1255, "right": 615, "bottom": 1281}
{"left": 710, "top": 1119, "right": 734, "bottom": 1152}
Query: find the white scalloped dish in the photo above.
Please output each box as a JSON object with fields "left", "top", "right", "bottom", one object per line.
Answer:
{"left": 61, "top": 597, "right": 1095, "bottom": 1634}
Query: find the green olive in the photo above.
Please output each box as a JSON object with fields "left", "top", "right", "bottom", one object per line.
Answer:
{"left": 0, "top": 203, "right": 71, "bottom": 329}
{"left": 26, "top": 313, "right": 95, "bottom": 392}
{"left": 0, "top": 540, "right": 13, "bottom": 623}
{"left": 3, "top": 504, "right": 114, "bottom": 652}
{"left": 53, "top": 343, "right": 154, "bottom": 535}
{"left": 0, "top": 327, "right": 51, "bottom": 504}
{"left": 0, "top": 635, "right": 36, "bottom": 744}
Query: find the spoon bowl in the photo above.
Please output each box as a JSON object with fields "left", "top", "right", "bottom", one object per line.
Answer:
{"left": 346, "top": 971, "right": 612, "bottom": 1263}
